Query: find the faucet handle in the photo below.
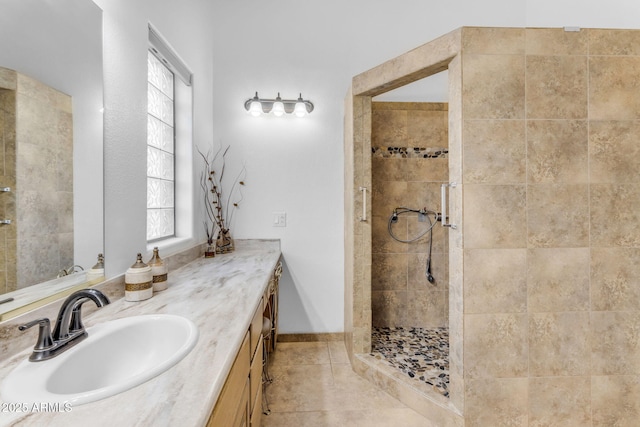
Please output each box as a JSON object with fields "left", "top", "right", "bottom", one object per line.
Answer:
{"left": 19, "top": 318, "right": 54, "bottom": 351}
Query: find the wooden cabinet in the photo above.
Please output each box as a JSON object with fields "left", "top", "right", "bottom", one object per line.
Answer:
{"left": 207, "top": 331, "right": 250, "bottom": 427}
{"left": 208, "top": 261, "right": 282, "bottom": 427}
{"left": 208, "top": 298, "right": 266, "bottom": 427}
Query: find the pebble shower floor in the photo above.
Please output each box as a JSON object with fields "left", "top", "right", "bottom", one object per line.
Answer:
{"left": 370, "top": 326, "right": 449, "bottom": 398}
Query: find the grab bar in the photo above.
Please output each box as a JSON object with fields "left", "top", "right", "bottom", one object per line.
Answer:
{"left": 359, "top": 186, "right": 367, "bottom": 222}
{"left": 440, "top": 182, "right": 457, "bottom": 229}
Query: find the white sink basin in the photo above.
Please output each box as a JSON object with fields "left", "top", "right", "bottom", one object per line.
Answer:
{"left": 1, "top": 314, "right": 198, "bottom": 406}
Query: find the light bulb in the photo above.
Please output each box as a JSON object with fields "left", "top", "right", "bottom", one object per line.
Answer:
{"left": 272, "top": 93, "right": 285, "bottom": 117}
{"left": 294, "top": 94, "right": 307, "bottom": 117}
{"left": 249, "top": 100, "right": 262, "bottom": 117}
{"left": 248, "top": 92, "right": 262, "bottom": 117}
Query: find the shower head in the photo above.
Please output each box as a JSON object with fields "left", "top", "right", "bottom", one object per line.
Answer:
{"left": 426, "top": 257, "right": 435, "bottom": 283}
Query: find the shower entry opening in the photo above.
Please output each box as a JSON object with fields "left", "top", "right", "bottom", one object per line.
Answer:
{"left": 368, "top": 96, "right": 452, "bottom": 400}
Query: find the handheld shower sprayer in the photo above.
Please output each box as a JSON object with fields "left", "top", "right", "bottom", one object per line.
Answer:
{"left": 387, "top": 206, "right": 439, "bottom": 284}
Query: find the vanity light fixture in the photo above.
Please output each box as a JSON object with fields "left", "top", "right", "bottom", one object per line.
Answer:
{"left": 244, "top": 92, "right": 314, "bottom": 117}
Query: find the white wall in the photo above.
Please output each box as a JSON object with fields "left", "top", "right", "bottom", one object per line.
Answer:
{"left": 93, "top": 0, "right": 637, "bottom": 334}
{"left": 92, "top": 0, "right": 215, "bottom": 277}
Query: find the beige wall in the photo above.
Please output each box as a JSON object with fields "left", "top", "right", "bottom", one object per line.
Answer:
{"left": 347, "top": 26, "right": 640, "bottom": 426}
{"left": 371, "top": 102, "right": 449, "bottom": 328}
{"left": 461, "top": 27, "right": 640, "bottom": 426}
{"left": 0, "top": 68, "right": 74, "bottom": 291}
{"left": 0, "top": 78, "right": 17, "bottom": 294}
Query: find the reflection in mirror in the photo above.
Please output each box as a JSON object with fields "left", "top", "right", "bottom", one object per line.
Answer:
{"left": 0, "top": 0, "right": 104, "bottom": 319}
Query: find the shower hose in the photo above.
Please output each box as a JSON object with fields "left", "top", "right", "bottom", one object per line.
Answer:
{"left": 387, "top": 207, "right": 439, "bottom": 283}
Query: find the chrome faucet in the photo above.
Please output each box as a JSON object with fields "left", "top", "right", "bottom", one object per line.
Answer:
{"left": 56, "top": 264, "right": 84, "bottom": 278}
{"left": 18, "top": 289, "right": 110, "bottom": 362}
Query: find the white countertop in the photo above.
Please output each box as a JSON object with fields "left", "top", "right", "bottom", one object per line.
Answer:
{"left": 0, "top": 239, "right": 281, "bottom": 427}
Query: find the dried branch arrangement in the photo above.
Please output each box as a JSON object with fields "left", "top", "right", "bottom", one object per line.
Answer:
{"left": 198, "top": 144, "right": 246, "bottom": 254}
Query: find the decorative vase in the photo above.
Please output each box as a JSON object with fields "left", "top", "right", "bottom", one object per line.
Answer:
{"left": 216, "top": 228, "right": 234, "bottom": 254}
{"left": 204, "top": 243, "right": 216, "bottom": 258}
{"left": 124, "top": 253, "right": 153, "bottom": 302}
{"left": 147, "top": 247, "right": 168, "bottom": 292}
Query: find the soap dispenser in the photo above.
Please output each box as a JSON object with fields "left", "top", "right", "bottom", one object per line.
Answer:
{"left": 86, "top": 253, "right": 105, "bottom": 282}
{"left": 124, "top": 253, "right": 153, "bottom": 302}
{"left": 147, "top": 247, "right": 168, "bottom": 292}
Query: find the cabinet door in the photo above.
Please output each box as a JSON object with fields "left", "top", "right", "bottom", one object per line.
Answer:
{"left": 207, "top": 332, "right": 250, "bottom": 427}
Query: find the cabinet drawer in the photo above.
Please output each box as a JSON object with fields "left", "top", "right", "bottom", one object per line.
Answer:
{"left": 250, "top": 299, "right": 263, "bottom": 361}
{"left": 208, "top": 331, "right": 250, "bottom": 427}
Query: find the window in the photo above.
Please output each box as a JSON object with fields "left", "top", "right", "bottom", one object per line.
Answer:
{"left": 147, "top": 51, "right": 175, "bottom": 241}
{"left": 146, "top": 25, "right": 192, "bottom": 243}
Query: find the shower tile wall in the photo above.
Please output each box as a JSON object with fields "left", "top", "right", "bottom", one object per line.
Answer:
{"left": 0, "top": 70, "right": 17, "bottom": 295}
{"left": 461, "top": 27, "right": 640, "bottom": 426}
{"left": 0, "top": 68, "right": 73, "bottom": 291}
{"left": 14, "top": 73, "right": 74, "bottom": 289}
{"left": 371, "top": 102, "right": 449, "bottom": 328}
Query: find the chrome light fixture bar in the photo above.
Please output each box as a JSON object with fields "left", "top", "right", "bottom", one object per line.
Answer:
{"left": 244, "top": 92, "right": 314, "bottom": 117}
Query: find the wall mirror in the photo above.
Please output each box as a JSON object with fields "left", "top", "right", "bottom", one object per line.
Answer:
{"left": 0, "top": 0, "right": 104, "bottom": 320}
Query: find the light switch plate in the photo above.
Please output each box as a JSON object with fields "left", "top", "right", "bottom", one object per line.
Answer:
{"left": 273, "top": 212, "right": 286, "bottom": 227}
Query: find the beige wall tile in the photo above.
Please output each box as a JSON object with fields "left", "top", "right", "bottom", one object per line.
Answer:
{"left": 527, "top": 120, "right": 588, "bottom": 184}
{"left": 589, "top": 28, "right": 640, "bottom": 55}
{"left": 371, "top": 253, "right": 407, "bottom": 291}
{"left": 462, "top": 27, "right": 525, "bottom": 55}
{"left": 463, "top": 248, "right": 527, "bottom": 314}
{"left": 525, "top": 28, "right": 588, "bottom": 55}
{"left": 405, "top": 181, "right": 442, "bottom": 211}
{"left": 407, "top": 216, "right": 447, "bottom": 254}
{"left": 590, "top": 121, "right": 640, "bottom": 184}
{"left": 408, "top": 252, "right": 447, "bottom": 291}
{"left": 372, "top": 215, "right": 407, "bottom": 254}
{"left": 592, "top": 375, "right": 640, "bottom": 427}
{"left": 591, "top": 184, "right": 640, "bottom": 247}
{"left": 0, "top": 68, "right": 17, "bottom": 90}
{"left": 406, "top": 110, "right": 447, "bottom": 148}
{"left": 591, "top": 248, "right": 640, "bottom": 311}
{"left": 590, "top": 56, "right": 640, "bottom": 120}
{"left": 372, "top": 181, "right": 407, "bottom": 217}
{"left": 462, "top": 119, "right": 526, "bottom": 184}
{"left": 527, "top": 248, "right": 590, "bottom": 312}
{"left": 372, "top": 109, "right": 407, "bottom": 147}
{"left": 406, "top": 158, "right": 448, "bottom": 182}
{"left": 462, "top": 54, "right": 525, "bottom": 119}
{"left": 407, "top": 290, "right": 447, "bottom": 328}
{"left": 464, "top": 313, "right": 528, "bottom": 378}
{"left": 526, "top": 55, "right": 587, "bottom": 119}
{"left": 527, "top": 184, "right": 589, "bottom": 248}
{"left": 372, "top": 158, "right": 407, "bottom": 183}
{"left": 591, "top": 311, "right": 640, "bottom": 375}
{"left": 465, "top": 378, "right": 528, "bottom": 427}
{"left": 529, "top": 376, "right": 591, "bottom": 427}
{"left": 529, "top": 312, "right": 590, "bottom": 376}
{"left": 371, "top": 291, "right": 407, "bottom": 327}
{"left": 464, "top": 184, "right": 527, "bottom": 249}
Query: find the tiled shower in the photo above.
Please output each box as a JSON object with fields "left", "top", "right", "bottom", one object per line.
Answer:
{"left": 370, "top": 102, "right": 451, "bottom": 397}
{"left": 345, "top": 27, "right": 640, "bottom": 426}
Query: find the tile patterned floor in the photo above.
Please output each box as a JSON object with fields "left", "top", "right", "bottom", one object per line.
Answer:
{"left": 371, "top": 327, "right": 450, "bottom": 398}
{"left": 261, "top": 340, "right": 435, "bottom": 427}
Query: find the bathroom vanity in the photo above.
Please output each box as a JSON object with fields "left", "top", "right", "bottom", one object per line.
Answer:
{"left": 0, "top": 239, "right": 281, "bottom": 427}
